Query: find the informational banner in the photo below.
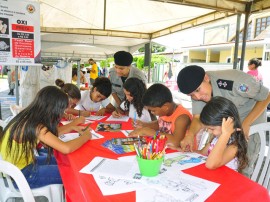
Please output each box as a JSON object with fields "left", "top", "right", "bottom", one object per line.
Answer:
{"left": 0, "top": 0, "right": 40, "bottom": 65}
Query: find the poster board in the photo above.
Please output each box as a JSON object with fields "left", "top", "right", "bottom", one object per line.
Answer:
{"left": 0, "top": 0, "right": 40, "bottom": 66}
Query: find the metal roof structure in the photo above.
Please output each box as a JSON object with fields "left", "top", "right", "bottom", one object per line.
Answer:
{"left": 39, "top": 0, "right": 270, "bottom": 60}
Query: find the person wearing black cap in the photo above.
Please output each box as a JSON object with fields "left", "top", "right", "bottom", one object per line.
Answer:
{"left": 109, "top": 51, "right": 147, "bottom": 107}
{"left": 177, "top": 65, "right": 270, "bottom": 177}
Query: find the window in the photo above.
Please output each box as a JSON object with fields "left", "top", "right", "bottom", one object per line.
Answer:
{"left": 231, "top": 22, "right": 252, "bottom": 42}
{"left": 255, "top": 16, "right": 270, "bottom": 37}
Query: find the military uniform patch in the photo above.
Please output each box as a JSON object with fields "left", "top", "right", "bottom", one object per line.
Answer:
{"left": 216, "top": 79, "right": 233, "bottom": 90}
{"left": 238, "top": 84, "right": 249, "bottom": 92}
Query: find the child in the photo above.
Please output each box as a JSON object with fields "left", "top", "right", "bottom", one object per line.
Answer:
{"left": 129, "top": 83, "right": 192, "bottom": 147}
{"left": 0, "top": 86, "right": 92, "bottom": 188}
{"left": 69, "top": 77, "right": 115, "bottom": 116}
{"left": 247, "top": 58, "right": 263, "bottom": 83}
{"left": 55, "top": 78, "right": 81, "bottom": 120}
{"left": 198, "top": 96, "right": 248, "bottom": 173}
{"left": 71, "top": 68, "right": 89, "bottom": 90}
{"left": 112, "top": 77, "right": 155, "bottom": 122}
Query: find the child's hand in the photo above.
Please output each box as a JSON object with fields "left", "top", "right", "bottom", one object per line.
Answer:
{"left": 81, "top": 110, "right": 91, "bottom": 117}
{"left": 132, "top": 119, "right": 144, "bottom": 128}
{"left": 221, "top": 117, "right": 238, "bottom": 137}
{"left": 63, "top": 113, "right": 76, "bottom": 121}
{"left": 79, "top": 128, "right": 92, "bottom": 140}
{"left": 112, "top": 110, "right": 122, "bottom": 118}
{"left": 128, "top": 128, "right": 155, "bottom": 137}
{"left": 96, "top": 108, "right": 106, "bottom": 116}
{"left": 166, "top": 142, "right": 182, "bottom": 151}
{"left": 71, "top": 125, "right": 84, "bottom": 132}
{"left": 128, "top": 129, "right": 142, "bottom": 137}
{"left": 72, "top": 116, "right": 85, "bottom": 125}
{"left": 180, "top": 135, "right": 194, "bottom": 152}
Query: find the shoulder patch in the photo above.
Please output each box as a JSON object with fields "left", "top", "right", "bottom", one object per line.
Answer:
{"left": 216, "top": 79, "right": 233, "bottom": 91}
{"left": 238, "top": 84, "right": 249, "bottom": 93}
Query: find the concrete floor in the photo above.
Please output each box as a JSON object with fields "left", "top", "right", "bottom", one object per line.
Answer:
{"left": 0, "top": 76, "right": 16, "bottom": 120}
{"left": 0, "top": 76, "right": 14, "bottom": 120}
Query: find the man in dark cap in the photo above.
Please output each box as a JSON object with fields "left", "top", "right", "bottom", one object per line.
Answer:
{"left": 177, "top": 65, "right": 270, "bottom": 177}
{"left": 109, "top": 51, "right": 147, "bottom": 107}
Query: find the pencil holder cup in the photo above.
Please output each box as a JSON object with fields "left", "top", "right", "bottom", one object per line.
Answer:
{"left": 136, "top": 156, "right": 164, "bottom": 177}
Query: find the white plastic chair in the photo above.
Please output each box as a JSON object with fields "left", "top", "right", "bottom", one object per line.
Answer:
{"left": 0, "top": 119, "right": 7, "bottom": 129}
{"left": 0, "top": 157, "right": 64, "bottom": 202}
{"left": 249, "top": 122, "right": 270, "bottom": 191}
{"left": 0, "top": 159, "right": 35, "bottom": 202}
{"left": 9, "top": 104, "right": 23, "bottom": 116}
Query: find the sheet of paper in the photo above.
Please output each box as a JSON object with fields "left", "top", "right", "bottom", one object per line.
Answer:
{"left": 162, "top": 152, "right": 207, "bottom": 171}
{"left": 85, "top": 115, "right": 106, "bottom": 121}
{"left": 60, "top": 120, "right": 72, "bottom": 125}
{"left": 106, "top": 115, "right": 130, "bottom": 122}
{"left": 60, "top": 120, "right": 94, "bottom": 125}
{"left": 90, "top": 130, "right": 104, "bottom": 139}
{"left": 59, "top": 131, "right": 103, "bottom": 142}
{"left": 121, "top": 130, "right": 133, "bottom": 137}
{"left": 136, "top": 188, "right": 183, "bottom": 202}
{"left": 59, "top": 133, "right": 80, "bottom": 142}
{"left": 80, "top": 156, "right": 140, "bottom": 180}
{"left": 93, "top": 174, "right": 146, "bottom": 196}
{"left": 138, "top": 171, "right": 220, "bottom": 202}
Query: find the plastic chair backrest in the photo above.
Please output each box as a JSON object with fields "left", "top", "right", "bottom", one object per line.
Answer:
{"left": 0, "top": 155, "right": 64, "bottom": 202}
{"left": 249, "top": 122, "right": 270, "bottom": 191}
{"left": 0, "top": 119, "right": 7, "bottom": 129}
{"left": 0, "top": 159, "right": 35, "bottom": 202}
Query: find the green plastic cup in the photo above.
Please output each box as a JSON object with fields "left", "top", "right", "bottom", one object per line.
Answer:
{"left": 136, "top": 156, "right": 164, "bottom": 177}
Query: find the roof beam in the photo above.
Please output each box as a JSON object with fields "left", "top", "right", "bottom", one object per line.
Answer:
{"left": 40, "top": 27, "right": 151, "bottom": 40}
{"left": 251, "top": 0, "right": 270, "bottom": 13}
{"left": 152, "top": 11, "right": 235, "bottom": 38}
{"left": 150, "top": 0, "right": 246, "bottom": 13}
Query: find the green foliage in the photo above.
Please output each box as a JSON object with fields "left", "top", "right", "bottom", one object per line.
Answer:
{"left": 134, "top": 55, "right": 171, "bottom": 69}
{"left": 98, "top": 54, "right": 170, "bottom": 70}
{"left": 138, "top": 43, "right": 166, "bottom": 53}
{"left": 100, "top": 57, "right": 114, "bottom": 68}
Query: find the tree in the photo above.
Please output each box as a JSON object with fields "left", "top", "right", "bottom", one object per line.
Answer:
{"left": 138, "top": 43, "right": 166, "bottom": 53}
{"left": 99, "top": 57, "right": 114, "bottom": 68}
{"left": 134, "top": 55, "right": 171, "bottom": 69}
{"left": 99, "top": 54, "right": 170, "bottom": 70}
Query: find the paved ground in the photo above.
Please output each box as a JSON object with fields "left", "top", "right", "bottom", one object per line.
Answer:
{"left": 0, "top": 76, "right": 14, "bottom": 120}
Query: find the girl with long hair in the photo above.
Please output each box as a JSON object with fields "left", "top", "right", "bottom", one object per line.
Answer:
{"left": 199, "top": 96, "right": 248, "bottom": 173}
{"left": 112, "top": 77, "right": 155, "bottom": 122}
{"left": 0, "top": 86, "right": 92, "bottom": 188}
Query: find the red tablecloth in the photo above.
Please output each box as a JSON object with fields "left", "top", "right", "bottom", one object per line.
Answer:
{"left": 55, "top": 117, "right": 270, "bottom": 202}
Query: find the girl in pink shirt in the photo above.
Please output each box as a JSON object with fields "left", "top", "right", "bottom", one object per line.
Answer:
{"left": 247, "top": 58, "right": 263, "bottom": 83}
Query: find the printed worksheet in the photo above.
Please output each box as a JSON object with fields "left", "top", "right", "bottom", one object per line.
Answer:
{"left": 121, "top": 130, "right": 133, "bottom": 137}
{"left": 138, "top": 171, "right": 220, "bottom": 202}
{"left": 80, "top": 156, "right": 140, "bottom": 180}
{"left": 93, "top": 174, "right": 146, "bottom": 195}
{"left": 136, "top": 188, "right": 182, "bottom": 202}
{"left": 162, "top": 152, "right": 207, "bottom": 171}
{"left": 85, "top": 115, "right": 106, "bottom": 121}
{"left": 59, "top": 131, "right": 103, "bottom": 141}
{"left": 106, "top": 115, "right": 130, "bottom": 122}
{"left": 60, "top": 120, "right": 94, "bottom": 125}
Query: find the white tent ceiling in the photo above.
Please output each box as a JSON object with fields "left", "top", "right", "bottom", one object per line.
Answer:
{"left": 39, "top": 0, "right": 270, "bottom": 61}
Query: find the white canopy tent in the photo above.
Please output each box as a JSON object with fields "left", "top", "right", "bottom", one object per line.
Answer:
{"left": 39, "top": 0, "right": 270, "bottom": 61}
{"left": 9, "top": 0, "right": 270, "bottom": 107}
